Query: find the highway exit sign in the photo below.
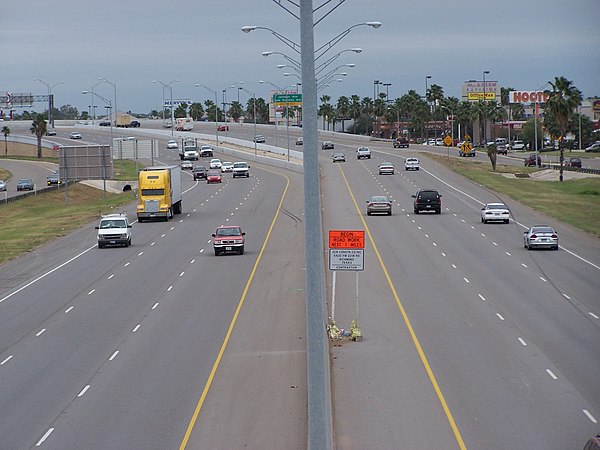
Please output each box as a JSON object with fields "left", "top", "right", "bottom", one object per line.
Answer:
{"left": 272, "top": 93, "right": 302, "bottom": 106}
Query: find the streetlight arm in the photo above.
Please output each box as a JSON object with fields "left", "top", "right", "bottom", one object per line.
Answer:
{"left": 315, "top": 48, "right": 360, "bottom": 75}
{"left": 263, "top": 51, "right": 301, "bottom": 70}
{"left": 242, "top": 26, "right": 300, "bottom": 54}
{"left": 314, "top": 22, "right": 381, "bottom": 60}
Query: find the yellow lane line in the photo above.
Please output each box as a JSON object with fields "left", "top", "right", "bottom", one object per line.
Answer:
{"left": 336, "top": 164, "right": 467, "bottom": 450}
{"left": 179, "top": 172, "right": 290, "bottom": 450}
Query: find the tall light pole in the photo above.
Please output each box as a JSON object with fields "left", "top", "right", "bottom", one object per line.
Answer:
{"left": 482, "top": 70, "right": 490, "bottom": 146}
{"left": 153, "top": 80, "right": 179, "bottom": 136}
{"left": 98, "top": 78, "right": 117, "bottom": 126}
{"left": 90, "top": 80, "right": 104, "bottom": 125}
{"left": 34, "top": 78, "right": 63, "bottom": 128}
{"left": 195, "top": 83, "right": 220, "bottom": 144}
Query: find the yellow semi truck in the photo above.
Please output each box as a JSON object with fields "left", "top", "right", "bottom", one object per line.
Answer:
{"left": 137, "top": 165, "right": 182, "bottom": 222}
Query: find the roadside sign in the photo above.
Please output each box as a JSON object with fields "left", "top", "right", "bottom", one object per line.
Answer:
{"left": 272, "top": 93, "right": 302, "bottom": 106}
{"left": 329, "top": 230, "right": 365, "bottom": 249}
{"left": 329, "top": 249, "right": 364, "bottom": 271}
{"left": 443, "top": 135, "right": 453, "bottom": 146}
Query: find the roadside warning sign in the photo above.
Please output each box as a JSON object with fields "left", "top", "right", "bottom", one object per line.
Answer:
{"left": 328, "top": 230, "right": 365, "bottom": 249}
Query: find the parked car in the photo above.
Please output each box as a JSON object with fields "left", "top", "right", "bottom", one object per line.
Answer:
{"left": 524, "top": 153, "right": 541, "bottom": 167}
{"left": 69, "top": 132, "right": 82, "bottom": 139}
{"left": 192, "top": 166, "right": 207, "bottom": 180}
{"left": 366, "top": 195, "right": 392, "bottom": 216}
{"left": 511, "top": 140, "right": 526, "bottom": 151}
{"left": 296, "top": 137, "right": 303, "bottom": 145}
{"left": 166, "top": 139, "right": 178, "bottom": 149}
{"left": 221, "top": 161, "right": 234, "bottom": 172}
{"left": 378, "top": 162, "right": 395, "bottom": 175}
{"left": 209, "top": 158, "right": 222, "bottom": 169}
{"left": 585, "top": 142, "right": 600, "bottom": 152}
{"left": 566, "top": 157, "right": 582, "bottom": 168}
{"left": 16, "top": 178, "right": 34, "bottom": 191}
{"left": 356, "top": 147, "right": 371, "bottom": 159}
{"left": 212, "top": 225, "right": 245, "bottom": 255}
{"left": 217, "top": 124, "right": 229, "bottom": 131}
{"left": 480, "top": 202, "right": 510, "bottom": 224}
{"left": 332, "top": 153, "right": 346, "bottom": 163}
{"left": 253, "top": 135, "right": 266, "bottom": 143}
{"left": 412, "top": 189, "right": 442, "bottom": 214}
{"left": 404, "top": 157, "right": 420, "bottom": 171}
{"left": 206, "top": 170, "right": 222, "bottom": 184}
{"left": 523, "top": 225, "right": 559, "bottom": 250}
{"left": 321, "top": 141, "right": 334, "bottom": 150}
{"left": 0, "top": 180, "right": 6, "bottom": 191}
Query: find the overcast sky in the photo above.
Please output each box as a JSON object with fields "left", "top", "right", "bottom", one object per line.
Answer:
{"left": 2, "top": 0, "right": 599, "bottom": 115}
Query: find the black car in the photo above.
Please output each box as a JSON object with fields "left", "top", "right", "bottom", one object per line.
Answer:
{"left": 566, "top": 157, "right": 582, "bottom": 168}
{"left": 193, "top": 166, "right": 207, "bottom": 180}
{"left": 130, "top": 120, "right": 141, "bottom": 128}
{"left": 412, "top": 189, "right": 442, "bottom": 214}
{"left": 321, "top": 141, "right": 334, "bottom": 150}
{"left": 524, "top": 153, "right": 541, "bottom": 167}
{"left": 99, "top": 120, "right": 111, "bottom": 126}
{"left": 16, "top": 178, "right": 34, "bottom": 191}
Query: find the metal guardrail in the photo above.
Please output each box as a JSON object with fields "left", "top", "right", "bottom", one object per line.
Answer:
{"left": 541, "top": 163, "right": 600, "bottom": 175}
{"left": 0, "top": 181, "right": 74, "bottom": 205}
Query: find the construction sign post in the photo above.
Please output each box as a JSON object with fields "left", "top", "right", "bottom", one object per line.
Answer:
{"left": 328, "top": 230, "right": 364, "bottom": 270}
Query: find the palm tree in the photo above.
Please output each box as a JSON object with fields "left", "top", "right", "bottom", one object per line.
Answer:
{"left": 360, "top": 97, "right": 373, "bottom": 135}
{"left": 336, "top": 96, "right": 350, "bottom": 132}
{"left": 544, "top": 76, "right": 582, "bottom": 181}
{"left": 30, "top": 114, "right": 47, "bottom": 158}
{"left": 229, "top": 101, "right": 243, "bottom": 123}
{"left": 319, "top": 95, "right": 335, "bottom": 130}
{"left": 487, "top": 101, "right": 508, "bottom": 139}
{"left": 188, "top": 102, "right": 205, "bottom": 121}
{"left": 349, "top": 95, "right": 361, "bottom": 133}
{"left": 455, "top": 101, "right": 473, "bottom": 140}
{"left": 2, "top": 125, "right": 9, "bottom": 155}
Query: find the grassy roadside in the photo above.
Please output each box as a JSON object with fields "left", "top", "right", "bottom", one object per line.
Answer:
{"left": 426, "top": 154, "right": 600, "bottom": 238}
{"left": 0, "top": 183, "right": 136, "bottom": 265}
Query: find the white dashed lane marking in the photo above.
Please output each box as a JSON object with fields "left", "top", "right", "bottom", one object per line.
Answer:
{"left": 546, "top": 369, "right": 558, "bottom": 380}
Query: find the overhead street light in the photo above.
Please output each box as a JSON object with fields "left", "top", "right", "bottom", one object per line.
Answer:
{"left": 242, "top": 25, "right": 300, "bottom": 54}
{"left": 98, "top": 78, "right": 117, "bottom": 127}
{"left": 153, "top": 79, "right": 179, "bottom": 136}
{"left": 315, "top": 48, "right": 361, "bottom": 76}
{"left": 262, "top": 51, "right": 301, "bottom": 70}
{"left": 314, "top": 22, "right": 381, "bottom": 60}
{"left": 195, "top": 83, "right": 220, "bottom": 144}
{"left": 34, "top": 78, "right": 64, "bottom": 127}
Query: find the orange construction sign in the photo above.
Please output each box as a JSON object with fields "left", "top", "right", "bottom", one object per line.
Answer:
{"left": 329, "top": 230, "right": 365, "bottom": 249}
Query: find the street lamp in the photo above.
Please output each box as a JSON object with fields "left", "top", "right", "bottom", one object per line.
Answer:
{"left": 82, "top": 90, "right": 112, "bottom": 202}
{"left": 153, "top": 80, "right": 179, "bottom": 136}
{"left": 314, "top": 48, "right": 361, "bottom": 76}
{"left": 98, "top": 78, "right": 117, "bottom": 126}
{"left": 242, "top": 25, "right": 300, "bottom": 54}
{"left": 195, "top": 83, "right": 220, "bottom": 144}
{"left": 262, "top": 51, "right": 301, "bottom": 70}
{"left": 482, "top": 70, "right": 490, "bottom": 146}
{"left": 33, "top": 78, "right": 63, "bottom": 127}
{"left": 314, "top": 21, "right": 381, "bottom": 60}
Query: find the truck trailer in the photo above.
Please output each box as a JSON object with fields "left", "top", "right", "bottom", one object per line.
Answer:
{"left": 137, "top": 165, "right": 182, "bottom": 222}
{"left": 175, "top": 117, "right": 194, "bottom": 131}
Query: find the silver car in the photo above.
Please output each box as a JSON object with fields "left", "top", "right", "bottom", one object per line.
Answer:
{"left": 481, "top": 203, "right": 510, "bottom": 224}
{"left": 523, "top": 225, "right": 559, "bottom": 250}
{"left": 0, "top": 180, "right": 6, "bottom": 191}
{"left": 332, "top": 153, "right": 345, "bottom": 163}
{"left": 366, "top": 195, "right": 392, "bottom": 216}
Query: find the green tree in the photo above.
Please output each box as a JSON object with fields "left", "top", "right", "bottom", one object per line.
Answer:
{"left": 2, "top": 125, "right": 10, "bottom": 155}
{"left": 360, "top": 97, "right": 374, "bottom": 135}
{"left": 511, "top": 103, "right": 526, "bottom": 121}
{"left": 544, "top": 76, "right": 582, "bottom": 181}
{"left": 349, "top": 95, "right": 362, "bottom": 133}
{"left": 336, "top": 95, "right": 350, "bottom": 132}
{"left": 487, "top": 101, "right": 508, "bottom": 139}
{"left": 455, "top": 101, "right": 473, "bottom": 139}
{"left": 174, "top": 102, "right": 188, "bottom": 118}
{"left": 521, "top": 117, "right": 543, "bottom": 150}
{"left": 30, "top": 114, "right": 47, "bottom": 158}
{"left": 319, "top": 95, "right": 335, "bottom": 130}
{"left": 188, "top": 103, "right": 205, "bottom": 121}
{"left": 229, "top": 101, "right": 243, "bottom": 123}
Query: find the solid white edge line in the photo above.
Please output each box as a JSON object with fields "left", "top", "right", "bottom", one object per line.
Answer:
{"left": 36, "top": 428, "right": 54, "bottom": 446}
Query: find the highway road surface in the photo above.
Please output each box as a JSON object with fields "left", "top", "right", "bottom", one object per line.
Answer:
{"left": 1, "top": 123, "right": 599, "bottom": 449}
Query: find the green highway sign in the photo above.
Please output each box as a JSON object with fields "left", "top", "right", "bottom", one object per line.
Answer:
{"left": 272, "top": 93, "right": 302, "bottom": 104}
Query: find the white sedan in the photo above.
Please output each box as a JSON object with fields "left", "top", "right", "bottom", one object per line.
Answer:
{"left": 166, "top": 140, "right": 178, "bottom": 149}
{"left": 378, "top": 162, "right": 394, "bottom": 175}
{"left": 404, "top": 157, "right": 420, "bottom": 170}
{"left": 480, "top": 202, "right": 510, "bottom": 224}
{"left": 221, "top": 161, "right": 234, "bottom": 172}
{"left": 69, "top": 132, "right": 82, "bottom": 139}
{"left": 209, "top": 158, "right": 222, "bottom": 169}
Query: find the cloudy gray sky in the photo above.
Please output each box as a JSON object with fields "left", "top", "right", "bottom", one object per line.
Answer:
{"left": 2, "top": 0, "right": 599, "bottom": 115}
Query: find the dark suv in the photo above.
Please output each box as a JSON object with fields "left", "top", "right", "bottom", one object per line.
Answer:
{"left": 524, "top": 153, "right": 541, "bottom": 167}
{"left": 412, "top": 189, "right": 442, "bottom": 214}
{"left": 192, "top": 166, "right": 207, "bottom": 180}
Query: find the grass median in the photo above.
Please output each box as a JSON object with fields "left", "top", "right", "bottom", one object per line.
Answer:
{"left": 426, "top": 154, "right": 600, "bottom": 238}
{"left": 0, "top": 183, "right": 136, "bottom": 265}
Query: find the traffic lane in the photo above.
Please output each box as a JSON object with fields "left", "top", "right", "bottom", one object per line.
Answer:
{"left": 29, "top": 168, "right": 291, "bottom": 449}
{"left": 177, "top": 167, "right": 308, "bottom": 449}
{"left": 0, "top": 158, "right": 58, "bottom": 196}
{"left": 4, "top": 167, "right": 288, "bottom": 448}
{"left": 320, "top": 159, "right": 462, "bottom": 448}
{"left": 326, "top": 159, "right": 598, "bottom": 447}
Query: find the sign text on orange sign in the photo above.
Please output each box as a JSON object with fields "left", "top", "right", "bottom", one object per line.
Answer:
{"left": 328, "top": 230, "right": 365, "bottom": 249}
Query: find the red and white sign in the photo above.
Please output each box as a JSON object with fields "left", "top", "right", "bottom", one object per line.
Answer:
{"left": 509, "top": 90, "right": 550, "bottom": 104}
